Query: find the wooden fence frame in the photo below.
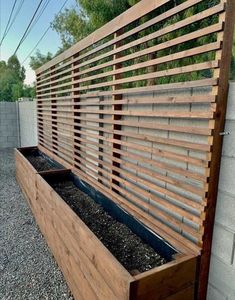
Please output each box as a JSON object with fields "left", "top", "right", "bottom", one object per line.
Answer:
{"left": 35, "top": 0, "right": 235, "bottom": 299}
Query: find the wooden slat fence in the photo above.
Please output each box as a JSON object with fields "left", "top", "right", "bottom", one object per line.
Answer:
{"left": 36, "top": 0, "right": 235, "bottom": 298}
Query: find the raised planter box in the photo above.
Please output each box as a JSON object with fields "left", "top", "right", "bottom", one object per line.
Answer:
{"left": 16, "top": 147, "right": 197, "bottom": 300}
{"left": 15, "top": 147, "right": 64, "bottom": 210}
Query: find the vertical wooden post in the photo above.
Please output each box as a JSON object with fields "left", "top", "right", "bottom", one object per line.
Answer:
{"left": 73, "top": 54, "right": 81, "bottom": 169}
{"left": 50, "top": 66, "right": 58, "bottom": 154}
{"left": 197, "top": 1, "right": 235, "bottom": 299}
{"left": 37, "top": 73, "right": 43, "bottom": 147}
{"left": 111, "top": 29, "right": 123, "bottom": 191}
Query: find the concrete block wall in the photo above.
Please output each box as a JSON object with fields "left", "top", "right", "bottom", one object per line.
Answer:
{"left": 18, "top": 100, "right": 38, "bottom": 147}
{"left": 0, "top": 100, "right": 37, "bottom": 149}
{"left": 207, "top": 82, "right": 235, "bottom": 300}
{"left": 0, "top": 102, "right": 19, "bottom": 148}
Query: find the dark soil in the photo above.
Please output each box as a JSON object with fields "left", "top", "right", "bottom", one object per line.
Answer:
{"left": 26, "top": 153, "right": 59, "bottom": 172}
{"left": 51, "top": 181, "right": 167, "bottom": 274}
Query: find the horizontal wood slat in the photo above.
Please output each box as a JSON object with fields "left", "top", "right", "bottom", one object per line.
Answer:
{"left": 38, "top": 94, "right": 216, "bottom": 105}
{"left": 38, "top": 60, "right": 219, "bottom": 94}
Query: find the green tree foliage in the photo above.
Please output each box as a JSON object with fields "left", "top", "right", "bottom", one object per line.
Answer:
{"left": 29, "top": 0, "right": 141, "bottom": 69}
{"left": 8, "top": 55, "right": 26, "bottom": 82}
{"left": 51, "top": 0, "right": 140, "bottom": 49}
{"left": 23, "top": 84, "right": 36, "bottom": 98}
{"left": 30, "top": 0, "right": 234, "bottom": 78}
{"left": 0, "top": 55, "right": 35, "bottom": 101}
{"left": 29, "top": 50, "right": 53, "bottom": 71}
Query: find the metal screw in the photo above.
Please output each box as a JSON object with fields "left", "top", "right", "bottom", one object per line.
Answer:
{"left": 219, "top": 131, "right": 230, "bottom": 136}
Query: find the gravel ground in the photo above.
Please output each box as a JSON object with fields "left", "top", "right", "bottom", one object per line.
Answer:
{"left": 0, "top": 149, "right": 73, "bottom": 300}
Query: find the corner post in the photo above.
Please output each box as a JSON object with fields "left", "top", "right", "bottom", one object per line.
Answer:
{"left": 198, "top": 1, "right": 235, "bottom": 299}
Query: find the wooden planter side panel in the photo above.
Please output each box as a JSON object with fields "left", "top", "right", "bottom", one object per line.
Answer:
{"left": 36, "top": 174, "right": 133, "bottom": 300}
{"left": 15, "top": 149, "right": 37, "bottom": 208}
{"left": 130, "top": 256, "right": 196, "bottom": 300}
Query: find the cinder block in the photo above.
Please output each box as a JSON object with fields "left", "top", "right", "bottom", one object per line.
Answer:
{"left": 6, "top": 128, "right": 17, "bottom": 136}
{"left": 192, "top": 86, "right": 211, "bottom": 95}
{"left": 0, "top": 120, "right": 8, "bottom": 127}
{"left": 18, "top": 100, "right": 38, "bottom": 146}
{"left": 219, "top": 156, "right": 235, "bottom": 195}
{"left": 0, "top": 106, "right": 6, "bottom": 113}
{"left": 222, "top": 120, "right": 235, "bottom": 158}
{"left": 4, "top": 108, "right": 16, "bottom": 115}
{"left": 189, "top": 149, "right": 207, "bottom": 161}
{"left": 0, "top": 136, "right": 7, "bottom": 144}
{"left": 228, "top": 290, "right": 235, "bottom": 300}
{"left": 5, "top": 142, "right": 17, "bottom": 148}
{"left": 215, "top": 190, "right": 235, "bottom": 232}
{"left": 207, "top": 284, "right": 228, "bottom": 300}
{"left": 5, "top": 114, "right": 16, "bottom": 121}
{"left": 8, "top": 118, "right": 17, "bottom": 126}
{"left": 166, "top": 182, "right": 201, "bottom": 203}
{"left": 7, "top": 136, "right": 18, "bottom": 143}
{"left": 208, "top": 254, "right": 235, "bottom": 294}
{"left": 4, "top": 102, "right": 16, "bottom": 108}
{"left": 0, "top": 104, "right": 6, "bottom": 109}
{"left": 233, "top": 251, "right": 235, "bottom": 268}
{"left": 0, "top": 124, "right": 8, "bottom": 131}
{"left": 211, "top": 224, "right": 234, "bottom": 265}
{"left": 0, "top": 129, "right": 10, "bottom": 137}
{"left": 226, "top": 83, "right": 235, "bottom": 120}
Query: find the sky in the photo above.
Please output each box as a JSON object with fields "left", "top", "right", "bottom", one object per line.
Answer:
{"left": 0, "top": 0, "right": 76, "bottom": 85}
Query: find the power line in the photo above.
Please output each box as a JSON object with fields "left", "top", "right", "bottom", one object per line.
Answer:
{"left": 21, "top": 26, "right": 50, "bottom": 64}
{"left": 1, "top": 0, "right": 25, "bottom": 44}
{"left": 13, "top": 0, "right": 44, "bottom": 56}
{"left": 22, "top": 0, "right": 70, "bottom": 64}
{"left": 0, "top": 0, "right": 18, "bottom": 46}
{"left": 21, "top": 0, "right": 51, "bottom": 43}
{"left": 2, "top": 0, "right": 50, "bottom": 52}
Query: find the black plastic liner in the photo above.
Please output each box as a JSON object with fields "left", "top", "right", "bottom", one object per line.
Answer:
{"left": 43, "top": 170, "right": 178, "bottom": 263}
{"left": 18, "top": 147, "right": 64, "bottom": 171}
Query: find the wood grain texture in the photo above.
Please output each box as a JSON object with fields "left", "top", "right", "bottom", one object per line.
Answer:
{"left": 130, "top": 256, "right": 197, "bottom": 300}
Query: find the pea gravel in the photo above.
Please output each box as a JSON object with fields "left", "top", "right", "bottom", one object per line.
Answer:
{"left": 0, "top": 149, "right": 73, "bottom": 300}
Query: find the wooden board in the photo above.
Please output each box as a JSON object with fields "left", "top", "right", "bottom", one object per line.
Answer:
{"left": 15, "top": 148, "right": 37, "bottom": 208}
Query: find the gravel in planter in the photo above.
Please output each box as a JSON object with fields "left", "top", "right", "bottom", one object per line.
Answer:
{"left": 52, "top": 181, "right": 167, "bottom": 274}
{"left": 25, "top": 150, "right": 60, "bottom": 172}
